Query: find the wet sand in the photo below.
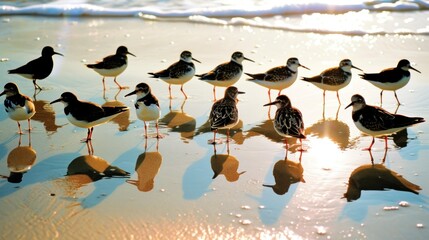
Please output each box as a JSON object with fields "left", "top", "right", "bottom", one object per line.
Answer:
{"left": 0, "top": 16, "right": 428, "bottom": 239}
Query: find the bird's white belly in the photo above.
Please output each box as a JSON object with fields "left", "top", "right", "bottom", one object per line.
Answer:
{"left": 66, "top": 114, "right": 117, "bottom": 128}
{"left": 368, "top": 77, "right": 410, "bottom": 91}
{"left": 16, "top": 73, "right": 34, "bottom": 80}
{"left": 253, "top": 76, "right": 297, "bottom": 90}
{"left": 7, "top": 107, "right": 35, "bottom": 121}
{"left": 136, "top": 104, "right": 160, "bottom": 122}
{"left": 354, "top": 120, "right": 406, "bottom": 137}
{"left": 94, "top": 64, "right": 127, "bottom": 77}
{"left": 312, "top": 78, "right": 351, "bottom": 91}
{"left": 162, "top": 69, "right": 195, "bottom": 85}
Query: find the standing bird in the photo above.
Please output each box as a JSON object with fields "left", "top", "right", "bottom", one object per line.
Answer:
{"left": 50, "top": 92, "right": 128, "bottom": 142}
{"left": 196, "top": 51, "right": 254, "bottom": 101}
{"left": 301, "top": 59, "right": 362, "bottom": 104}
{"left": 209, "top": 86, "right": 245, "bottom": 144}
{"left": 263, "top": 95, "right": 306, "bottom": 157}
{"left": 359, "top": 59, "right": 420, "bottom": 105}
{"left": 8, "top": 46, "right": 63, "bottom": 91}
{"left": 86, "top": 46, "right": 136, "bottom": 90}
{"left": 345, "top": 94, "right": 425, "bottom": 150}
{"left": 125, "top": 83, "right": 161, "bottom": 138}
{"left": 148, "top": 50, "right": 201, "bottom": 99}
{"left": 0, "top": 82, "right": 36, "bottom": 134}
{"left": 245, "top": 57, "right": 309, "bottom": 100}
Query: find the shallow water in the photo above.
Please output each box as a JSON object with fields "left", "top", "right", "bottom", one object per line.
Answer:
{"left": 0, "top": 16, "right": 428, "bottom": 239}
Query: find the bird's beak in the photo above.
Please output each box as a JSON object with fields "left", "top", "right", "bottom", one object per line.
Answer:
{"left": 192, "top": 57, "right": 201, "bottom": 63}
{"left": 238, "top": 91, "right": 245, "bottom": 94}
{"left": 127, "top": 52, "right": 136, "bottom": 57}
{"left": 263, "top": 100, "right": 278, "bottom": 107}
{"left": 0, "top": 90, "right": 6, "bottom": 97}
{"left": 262, "top": 184, "right": 274, "bottom": 188}
{"left": 50, "top": 98, "right": 62, "bottom": 104}
{"left": 410, "top": 66, "right": 421, "bottom": 73}
{"left": 54, "top": 51, "right": 64, "bottom": 57}
{"left": 124, "top": 90, "right": 137, "bottom": 97}
{"left": 352, "top": 65, "right": 363, "bottom": 71}
{"left": 299, "top": 64, "right": 310, "bottom": 70}
{"left": 244, "top": 57, "right": 255, "bottom": 63}
{"left": 345, "top": 102, "right": 354, "bottom": 109}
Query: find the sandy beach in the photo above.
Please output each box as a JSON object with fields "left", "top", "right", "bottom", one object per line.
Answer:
{"left": 1, "top": 15, "right": 429, "bottom": 239}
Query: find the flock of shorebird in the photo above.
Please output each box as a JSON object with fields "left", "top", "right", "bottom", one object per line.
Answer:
{"left": 0, "top": 45, "right": 425, "bottom": 158}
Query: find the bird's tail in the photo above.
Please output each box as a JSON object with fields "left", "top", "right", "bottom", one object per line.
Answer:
{"left": 86, "top": 64, "right": 96, "bottom": 69}
{"left": 359, "top": 73, "right": 379, "bottom": 81}
{"left": 244, "top": 72, "right": 262, "bottom": 80}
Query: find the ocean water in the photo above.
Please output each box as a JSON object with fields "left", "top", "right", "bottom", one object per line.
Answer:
{"left": 1, "top": 0, "right": 429, "bottom": 35}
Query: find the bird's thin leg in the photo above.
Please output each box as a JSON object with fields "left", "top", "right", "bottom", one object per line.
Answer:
{"left": 323, "top": 90, "right": 326, "bottom": 107}
{"left": 17, "top": 122, "right": 23, "bottom": 135}
{"left": 180, "top": 85, "right": 188, "bottom": 99}
{"left": 86, "top": 140, "right": 94, "bottom": 155}
{"left": 27, "top": 119, "right": 32, "bottom": 132}
{"left": 169, "top": 84, "right": 173, "bottom": 99}
{"left": 226, "top": 129, "right": 230, "bottom": 143}
{"left": 380, "top": 90, "right": 383, "bottom": 105}
{"left": 102, "top": 77, "right": 106, "bottom": 90}
{"left": 155, "top": 121, "right": 161, "bottom": 139}
{"left": 278, "top": 89, "right": 282, "bottom": 96}
{"left": 144, "top": 121, "right": 148, "bottom": 139}
{"left": 211, "top": 130, "right": 217, "bottom": 145}
{"left": 268, "top": 89, "right": 272, "bottom": 102}
{"left": 384, "top": 136, "right": 388, "bottom": 150}
{"left": 336, "top": 91, "right": 341, "bottom": 105}
{"left": 114, "top": 77, "right": 126, "bottom": 89}
{"left": 213, "top": 86, "right": 217, "bottom": 101}
{"left": 382, "top": 145, "right": 388, "bottom": 164}
{"left": 284, "top": 138, "right": 289, "bottom": 160}
{"left": 363, "top": 137, "right": 375, "bottom": 151}
{"left": 227, "top": 140, "right": 230, "bottom": 155}
{"left": 33, "top": 79, "right": 42, "bottom": 90}
{"left": 394, "top": 91, "right": 401, "bottom": 105}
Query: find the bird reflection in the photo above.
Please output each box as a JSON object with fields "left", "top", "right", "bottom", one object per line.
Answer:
{"left": 195, "top": 119, "right": 245, "bottom": 145}
{"left": 159, "top": 99, "right": 196, "bottom": 141}
{"left": 0, "top": 133, "right": 36, "bottom": 183}
{"left": 102, "top": 89, "right": 131, "bottom": 132}
{"left": 246, "top": 119, "right": 300, "bottom": 152}
{"left": 305, "top": 105, "right": 350, "bottom": 150}
{"left": 263, "top": 151, "right": 305, "bottom": 195}
{"left": 127, "top": 139, "right": 162, "bottom": 192}
{"left": 65, "top": 154, "right": 130, "bottom": 190}
{"left": 210, "top": 144, "right": 245, "bottom": 182}
{"left": 343, "top": 149, "right": 421, "bottom": 202}
{"left": 32, "top": 98, "right": 66, "bottom": 134}
{"left": 392, "top": 128, "right": 408, "bottom": 148}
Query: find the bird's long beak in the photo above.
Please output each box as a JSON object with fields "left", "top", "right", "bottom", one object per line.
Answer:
{"left": 263, "top": 100, "right": 278, "bottom": 107}
{"left": 0, "top": 90, "right": 6, "bottom": 97}
{"left": 262, "top": 184, "right": 274, "bottom": 188}
{"left": 50, "top": 98, "right": 62, "bottom": 104}
{"left": 238, "top": 91, "right": 245, "bottom": 94}
{"left": 299, "top": 64, "right": 310, "bottom": 70}
{"left": 127, "top": 51, "right": 136, "bottom": 57}
{"left": 352, "top": 65, "right": 363, "bottom": 71}
{"left": 244, "top": 57, "right": 255, "bottom": 63}
{"left": 54, "top": 51, "right": 64, "bottom": 57}
{"left": 345, "top": 102, "right": 354, "bottom": 109}
{"left": 124, "top": 90, "right": 137, "bottom": 97}
{"left": 192, "top": 57, "right": 201, "bottom": 63}
{"left": 410, "top": 66, "right": 421, "bottom": 73}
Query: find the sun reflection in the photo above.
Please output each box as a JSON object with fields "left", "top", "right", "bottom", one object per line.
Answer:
{"left": 308, "top": 137, "right": 340, "bottom": 168}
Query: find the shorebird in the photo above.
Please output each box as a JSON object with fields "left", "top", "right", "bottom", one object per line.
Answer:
{"left": 359, "top": 59, "right": 420, "bottom": 105}
{"left": 345, "top": 94, "right": 425, "bottom": 150}
{"left": 197, "top": 51, "right": 253, "bottom": 101}
{"left": 8, "top": 46, "right": 63, "bottom": 90}
{"left": 125, "top": 83, "right": 161, "bottom": 138}
{"left": 148, "top": 50, "right": 200, "bottom": 99}
{"left": 301, "top": 59, "right": 362, "bottom": 104}
{"left": 50, "top": 92, "right": 128, "bottom": 142}
{"left": 0, "top": 82, "right": 36, "bottom": 134}
{"left": 86, "top": 46, "right": 135, "bottom": 90}
{"left": 264, "top": 95, "right": 306, "bottom": 157}
{"left": 209, "top": 86, "right": 244, "bottom": 144}
{"left": 245, "top": 57, "right": 309, "bottom": 99}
